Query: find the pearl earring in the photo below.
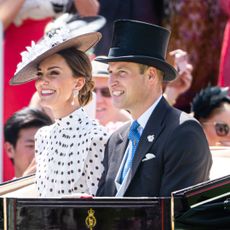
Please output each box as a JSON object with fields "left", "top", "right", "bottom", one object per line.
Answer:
{"left": 71, "top": 89, "right": 79, "bottom": 106}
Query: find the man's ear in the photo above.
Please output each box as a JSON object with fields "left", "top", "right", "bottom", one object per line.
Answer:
{"left": 4, "top": 142, "right": 15, "bottom": 159}
{"left": 148, "top": 67, "right": 157, "bottom": 80}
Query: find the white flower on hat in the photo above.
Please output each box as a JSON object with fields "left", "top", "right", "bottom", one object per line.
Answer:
{"left": 15, "top": 26, "right": 70, "bottom": 75}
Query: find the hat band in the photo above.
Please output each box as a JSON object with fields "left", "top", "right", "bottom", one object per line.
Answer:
{"left": 95, "top": 70, "right": 109, "bottom": 75}
{"left": 108, "top": 47, "right": 133, "bottom": 57}
{"left": 108, "top": 47, "right": 165, "bottom": 60}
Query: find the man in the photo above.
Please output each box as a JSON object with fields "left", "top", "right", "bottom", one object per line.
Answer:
{"left": 4, "top": 107, "right": 53, "bottom": 178}
{"left": 92, "top": 58, "right": 131, "bottom": 132}
{"left": 96, "top": 19, "right": 212, "bottom": 197}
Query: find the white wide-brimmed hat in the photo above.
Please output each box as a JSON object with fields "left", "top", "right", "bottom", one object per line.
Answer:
{"left": 10, "top": 22, "right": 102, "bottom": 85}
{"left": 91, "top": 56, "right": 109, "bottom": 78}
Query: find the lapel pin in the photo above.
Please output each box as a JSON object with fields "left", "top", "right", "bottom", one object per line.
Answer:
{"left": 147, "top": 135, "right": 155, "bottom": 142}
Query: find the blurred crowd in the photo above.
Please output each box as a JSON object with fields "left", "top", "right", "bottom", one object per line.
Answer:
{"left": 0, "top": 0, "right": 229, "bottom": 182}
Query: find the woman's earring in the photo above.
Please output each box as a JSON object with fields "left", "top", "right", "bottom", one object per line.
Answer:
{"left": 71, "top": 89, "right": 79, "bottom": 106}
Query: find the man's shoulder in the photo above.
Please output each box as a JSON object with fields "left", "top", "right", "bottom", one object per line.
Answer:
{"left": 158, "top": 106, "right": 203, "bottom": 142}
{"left": 114, "top": 120, "right": 130, "bottom": 132}
{"left": 178, "top": 111, "right": 198, "bottom": 124}
{"left": 167, "top": 110, "right": 207, "bottom": 145}
{"left": 166, "top": 105, "right": 197, "bottom": 125}
{"left": 108, "top": 121, "right": 131, "bottom": 140}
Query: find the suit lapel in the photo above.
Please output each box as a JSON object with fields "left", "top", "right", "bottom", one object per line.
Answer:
{"left": 112, "top": 123, "right": 130, "bottom": 192}
{"left": 115, "top": 130, "right": 129, "bottom": 164}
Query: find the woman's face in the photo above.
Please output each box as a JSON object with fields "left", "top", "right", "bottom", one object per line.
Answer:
{"left": 35, "top": 54, "right": 80, "bottom": 117}
{"left": 202, "top": 103, "right": 230, "bottom": 146}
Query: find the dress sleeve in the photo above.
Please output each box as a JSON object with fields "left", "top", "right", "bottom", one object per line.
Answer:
{"left": 84, "top": 129, "right": 108, "bottom": 196}
{"left": 34, "top": 127, "right": 43, "bottom": 158}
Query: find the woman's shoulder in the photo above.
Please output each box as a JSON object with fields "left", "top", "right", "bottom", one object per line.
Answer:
{"left": 90, "top": 121, "right": 108, "bottom": 134}
{"left": 84, "top": 119, "right": 110, "bottom": 141}
{"left": 35, "top": 124, "right": 54, "bottom": 137}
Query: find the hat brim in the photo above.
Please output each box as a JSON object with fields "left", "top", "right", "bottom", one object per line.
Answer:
{"left": 92, "top": 74, "right": 109, "bottom": 78}
{"left": 10, "top": 32, "right": 102, "bottom": 85}
{"left": 95, "top": 55, "right": 177, "bottom": 81}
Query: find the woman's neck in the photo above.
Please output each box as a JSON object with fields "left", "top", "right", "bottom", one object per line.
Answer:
{"left": 52, "top": 104, "right": 81, "bottom": 119}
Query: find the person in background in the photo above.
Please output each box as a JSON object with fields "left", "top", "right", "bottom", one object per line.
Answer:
{"left": 10, "top": 28, "right": 108, "bottom": 197}
{"left": 191, "top": 85, "right": 230, "bottom": 180}
{"left": 0, "top": 0, "right": 100, "bottom": 30}
{"left": 163, "top": 0, "right": 227, "bottom": 113}
{"left": 4, "top": 107, "right": 53, "bottom": 178}
{"left": 163, "top": 49, "right": 193, "bottom": 106}
{"left": 92, "top": 57, "right": 131, "bottom": 133}
{"left": 96, "top": 19, "right": 212, "bottom": 197}
{"left": 191, "top": 85, "right": 230, "bottom": 147}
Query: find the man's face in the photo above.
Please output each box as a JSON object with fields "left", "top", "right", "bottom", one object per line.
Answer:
{"left": 107, "top": 62, "right": 153, "bottom": 118}
{"left": 5, "top": 127, "right": 40, "bottom": 177}
{"left": 93, "top": 77, "right": 121, "bottom": 125}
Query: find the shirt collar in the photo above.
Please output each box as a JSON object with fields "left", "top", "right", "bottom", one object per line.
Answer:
{"left": 55, "top": 107, "right": 88, "bottom": 129}
{"left": 136, "top": 95, "right": 162, "bottom": 131}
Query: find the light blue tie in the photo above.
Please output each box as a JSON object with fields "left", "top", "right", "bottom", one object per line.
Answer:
{"left": 121, "top": 121, "right": 140, "bottom": 183}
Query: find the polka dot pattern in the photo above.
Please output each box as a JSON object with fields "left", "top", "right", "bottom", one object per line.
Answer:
{"left": 35, "top": 108, "right": 109, "bottom": 197}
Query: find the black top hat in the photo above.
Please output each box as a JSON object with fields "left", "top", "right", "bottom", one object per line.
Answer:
{"left": 96, "top": 19, "right": 177, "bottom": 81}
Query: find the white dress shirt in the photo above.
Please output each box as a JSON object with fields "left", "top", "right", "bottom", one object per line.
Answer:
{"left": 115, "top": 96, "right": 162, "bottom": 196}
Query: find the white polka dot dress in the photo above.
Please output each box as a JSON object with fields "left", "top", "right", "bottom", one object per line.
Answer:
{"left": 35, "top": 108, "right": 109, "bottom": 197}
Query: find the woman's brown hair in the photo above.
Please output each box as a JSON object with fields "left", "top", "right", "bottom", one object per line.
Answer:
{"left": 58, "top": 48, "right": 94, "bottom": 106}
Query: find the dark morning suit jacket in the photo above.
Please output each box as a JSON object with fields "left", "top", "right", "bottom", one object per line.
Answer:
{"left": 97, "top": 97, "right": 212, "bottom": 197}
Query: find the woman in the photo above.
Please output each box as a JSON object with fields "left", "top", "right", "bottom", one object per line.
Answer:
{"left": 191, "top": 85, "right": 230, "bottom": 146}
{"left": 10, "top": 28, "right": 109, "bottom": 197}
